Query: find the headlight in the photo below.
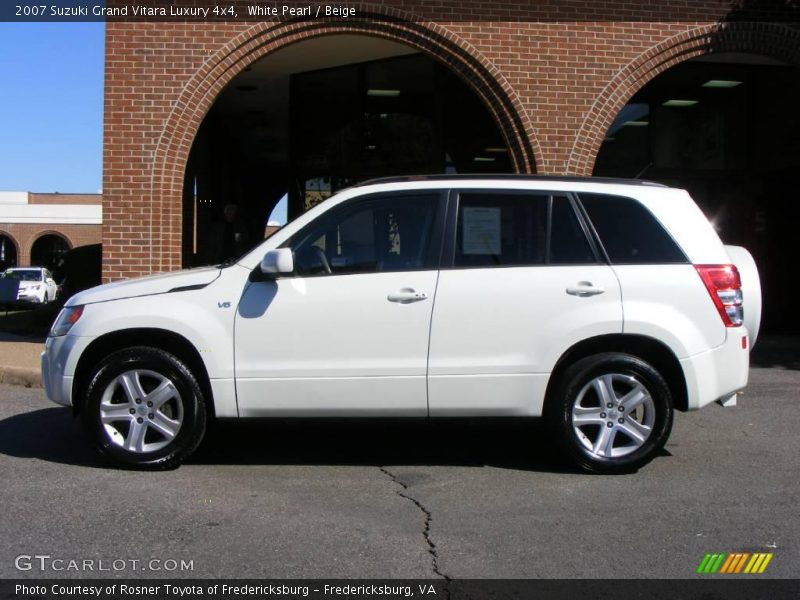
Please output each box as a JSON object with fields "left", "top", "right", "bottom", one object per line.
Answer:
{"left": 50, "top": 306, "right": 84, "bottom": 337}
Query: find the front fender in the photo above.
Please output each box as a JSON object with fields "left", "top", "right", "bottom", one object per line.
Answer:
{"left": 66, "top": 266, "right": 247, "bottom": 380}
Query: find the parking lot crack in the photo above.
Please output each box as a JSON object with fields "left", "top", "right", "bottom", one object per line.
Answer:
{"left": 379, "top": 466, "right": 451, "bottom": 582}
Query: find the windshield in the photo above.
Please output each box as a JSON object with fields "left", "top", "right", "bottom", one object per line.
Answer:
{"left": 2, "top": 269, "right": 42, "bottom": 281}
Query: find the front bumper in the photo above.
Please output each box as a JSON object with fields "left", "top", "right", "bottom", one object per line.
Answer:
{"left": 9, "top": 296, "right": 44, "bottom": 306}
{"left": 680, "top": 328, "right": 750, "bottom": 410}
{"left": 16, "top": 288, "right": 45, "bottom": 303}
{"left": 41, "top": 334, "right": 91, "bottom": 407}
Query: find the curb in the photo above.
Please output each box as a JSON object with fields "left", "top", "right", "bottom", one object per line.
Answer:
{"left": 0, "top": 366, "right": 42, "bottom": 388}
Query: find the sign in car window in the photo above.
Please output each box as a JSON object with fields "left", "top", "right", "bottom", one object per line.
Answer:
{"left": 462, "top": 207, "right": 501, "bottom": 255}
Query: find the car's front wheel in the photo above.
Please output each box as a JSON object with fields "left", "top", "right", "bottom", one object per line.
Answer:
{"left": 81, "top": 346, "right": 207, "bottom": 469}
{"left": 546, "top": 353, "right": 673, "bottom": 474}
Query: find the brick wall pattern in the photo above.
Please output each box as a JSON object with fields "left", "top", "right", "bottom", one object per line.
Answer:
{"left": 102, "top": 1, "right": 800, "bottom": 280}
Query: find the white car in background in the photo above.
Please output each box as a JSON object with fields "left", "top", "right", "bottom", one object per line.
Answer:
{"left": 41, "top": 176, "right": 761, "bottom": 473}
{"left": 1, "top": 267, "right": 58, "bottom": 304}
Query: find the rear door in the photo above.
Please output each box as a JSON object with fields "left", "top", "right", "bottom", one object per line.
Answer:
{"left": 427, "top": 189, "right": 623, "bottom": 416}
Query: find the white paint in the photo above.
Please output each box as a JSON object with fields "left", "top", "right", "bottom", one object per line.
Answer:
{"left": 614, "top": 264, "right": 726, "bottom": 357}
{"left": 0, "top": 203, "right": 102, "bottom": 225}
{"left": 681, "top": 331, "right": 748, "bottom": 410}
{"left": 0, "top": 192, "right": 29, "bottom": 205}
{"left": 234, "top": 271, "right": 438, "bottom": 415}
{"left": 68, "top": 265, "right": 220, "bottom": 305}
{"left": 428, "top": 374, "right": 549, "bottom": 416}
{"left": 428, "top": 264, "right": 622, "bottom": 415}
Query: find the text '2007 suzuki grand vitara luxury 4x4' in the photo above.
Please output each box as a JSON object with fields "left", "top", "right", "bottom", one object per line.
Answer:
{"left": 42, "top": 176, "right": 761, "bottom": 473}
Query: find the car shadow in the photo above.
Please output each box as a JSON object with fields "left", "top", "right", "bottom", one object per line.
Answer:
{"left": 0, "top": 407, "right": 584, "bottom": 473}
{"left": 0, "top": 407, "right": 105, "bottom": 467}
{"left": 190, "top": 418, "right": 580, "bottom": 473}
{"left": 750, "top": 335, "right": 800, "bottom": 371}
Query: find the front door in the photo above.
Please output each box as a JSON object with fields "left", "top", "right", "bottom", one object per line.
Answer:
{"left": 234, "top": 191, "right": 446, "bottom": 416}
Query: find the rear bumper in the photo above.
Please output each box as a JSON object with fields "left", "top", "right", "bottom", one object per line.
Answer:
{"left": 680, "top": 328, "right": 749, "bottom": 410}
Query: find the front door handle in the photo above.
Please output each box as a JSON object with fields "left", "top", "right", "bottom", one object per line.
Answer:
{"left": 566, "top": 282, "right": 605, "bottom": 297}
{"left": 387, "top": 288, "right": 429, "bottom": 304}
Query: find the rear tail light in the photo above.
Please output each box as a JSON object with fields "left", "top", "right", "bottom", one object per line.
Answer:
{"left": 695, "top": 264, "right": 743, "bottom": 327}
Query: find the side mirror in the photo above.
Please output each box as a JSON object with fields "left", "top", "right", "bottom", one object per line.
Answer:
{"left": 259, "top": 248, "right": 294, "bottom": 277}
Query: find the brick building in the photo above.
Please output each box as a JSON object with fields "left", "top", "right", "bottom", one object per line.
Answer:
{"left": 103, "top": 1, "right": 799, "bottom": 329}
{"left": 0, "top": 192, "right": 102, "bottom": 269}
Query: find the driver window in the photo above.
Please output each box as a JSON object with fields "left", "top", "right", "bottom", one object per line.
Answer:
{"left": 290, "top": 194, "right": 439, "bottom": 276}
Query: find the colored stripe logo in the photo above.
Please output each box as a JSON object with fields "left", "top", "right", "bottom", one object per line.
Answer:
{"left": 697, "top": 552, "right": 773, "bottom": 574}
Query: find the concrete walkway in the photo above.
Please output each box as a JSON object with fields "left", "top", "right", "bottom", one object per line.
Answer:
{"left": 0, "top": 332, "right": 43, "bottom": 387}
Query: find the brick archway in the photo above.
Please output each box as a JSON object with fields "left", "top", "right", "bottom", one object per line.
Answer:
{"left": 30, "top": 230, "right": 73, "bottom": 249}
{"left": 567, "top": 21, "right": 800, "bottom": 176}
{"left": 150, "top": 11, "right": 540, "bottom": 272}
{"left": 0, "top": 231, "right": 20, "bottom": 267}
{"left": 29, "top": 231, "right": 72, "bottom": 268}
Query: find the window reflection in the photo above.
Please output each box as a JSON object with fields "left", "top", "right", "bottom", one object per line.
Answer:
{"left": 291, "top": 54, "right": 512, "bottom": 211}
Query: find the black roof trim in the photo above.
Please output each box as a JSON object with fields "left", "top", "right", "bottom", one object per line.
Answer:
{"left": 354, "top": 174, "right": 667, "bottom": 188}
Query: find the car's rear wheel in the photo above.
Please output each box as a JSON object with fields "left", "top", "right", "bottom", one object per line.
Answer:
{"left": 81, "top": 346, "right": 207, "bottom": 469}
{"left": 546, "top": 353, "right": 673, "bottom": 474}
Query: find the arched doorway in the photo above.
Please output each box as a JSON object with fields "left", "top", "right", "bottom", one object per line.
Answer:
{"left": 594, "top": 52, "right": 800, "bottom": 333}
{"left": 30, "top": 233, "right": 71, "bottom": 269}
{"left": 182, "top": 34, "right": 520, "bottom": 267}
{"left": 0, "top": 233, "right": 18, "bottom": 270}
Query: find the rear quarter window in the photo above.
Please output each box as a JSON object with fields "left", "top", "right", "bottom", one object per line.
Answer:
{"left": 578, "top": 193, "right": 687, "bottom": 264}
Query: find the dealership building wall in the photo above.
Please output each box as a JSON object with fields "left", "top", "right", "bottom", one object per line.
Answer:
{"left": 0, "top": 192, "right": 102, "bottom": 269}
{"left": 102, "top": 2, "right": 799, "bottom": 280}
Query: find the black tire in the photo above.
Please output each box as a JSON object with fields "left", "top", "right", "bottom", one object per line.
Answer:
{"left": 545, "top": 353, "right": 673, "bottom": 474}
{"left": 81, "top": 346, "right": 207, "bottom": 469}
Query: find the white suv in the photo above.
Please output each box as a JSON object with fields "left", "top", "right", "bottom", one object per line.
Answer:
{"left": 2, "top": 267, "right": 58, "bottom": 304}
{"left": 42, "top": 176, "right": 761, "bottom": 473}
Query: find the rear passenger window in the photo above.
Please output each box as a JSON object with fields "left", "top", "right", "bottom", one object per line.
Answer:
{"left": 578, "top": 193, "right": 687, "bottom": 264}
{"left": 454, "top": 193, "right": 597, "bottom": 267}
{"left": 455, "top": 193, "right": 548, "bottom": 267}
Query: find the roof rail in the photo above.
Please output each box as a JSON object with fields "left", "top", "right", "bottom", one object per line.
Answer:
{"left": 354, "top": 174, "right": 667, "bottom": 188}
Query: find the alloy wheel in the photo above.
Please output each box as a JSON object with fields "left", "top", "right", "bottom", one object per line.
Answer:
{"left": 98, "top": 369, "right": 183, "bottom": 453}
{"left": 571, "top": 373, "right": 656, "bottom": 459}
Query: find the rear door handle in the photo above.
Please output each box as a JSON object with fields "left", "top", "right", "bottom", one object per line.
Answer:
{"left": 387, "top": 288, "right": 428, "bottom": 304}
{"left": 566, "top": 282, "right": 605, "bottom": 297}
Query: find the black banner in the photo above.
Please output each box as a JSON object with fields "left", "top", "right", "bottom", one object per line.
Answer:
{"left": 2, "top": 0, "right": 800, "bottom": 23}
{"left": 3, "top": 580, "right": 800, "bottom": 600}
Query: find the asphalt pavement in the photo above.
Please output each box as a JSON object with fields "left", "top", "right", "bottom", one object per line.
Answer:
{"left": 0, "top": 367, "right": 797, "bottom": 579}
